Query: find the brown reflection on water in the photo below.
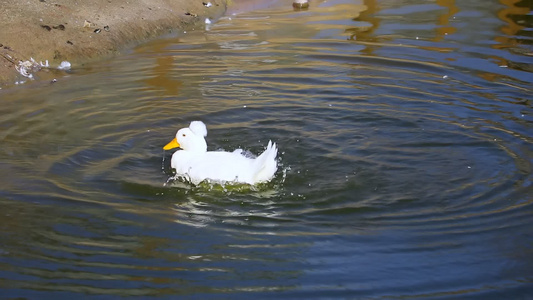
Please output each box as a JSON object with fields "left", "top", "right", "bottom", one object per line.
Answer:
{"left": 139, "top": 40, "right": 183, "bottom": 95}
{"left": 346, "top": 0, "right": 380, "bottom": 54}
{"left": 433, "top": 0, "right": 459, "bottom": 42}
{"left": 348, "top": 0, "right": 460, "bottom": 53}
{"left": 491, "top": 0, "right": 532, "bottom": 77}
{"left": 416, "top": 0, "right": 459, "bottom": 54}
{"left": 495, "top": 0, "right": 531, "bottom": 49}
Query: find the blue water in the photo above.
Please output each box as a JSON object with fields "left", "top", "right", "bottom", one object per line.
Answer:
{"left": 0, "top": 0, "right": 532, "bottom": 298}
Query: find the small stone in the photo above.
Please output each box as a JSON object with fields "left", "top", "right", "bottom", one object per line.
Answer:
{"left": 66, "top": 40, "right": 73, "bottom": 45}
{"left": 53, "top": 24, "right": 65, "bottom": 30}
{"left": 41, "top": 25, "right": 52, "bottom": 31}
{"left": 94, "top": 28, "right": 101, "bottom": 33}
{"left": 293, "top": 0, "right": 309, "bottom": 9}
{"left": 104, "top": 25, "right": 110, "bottom": 32}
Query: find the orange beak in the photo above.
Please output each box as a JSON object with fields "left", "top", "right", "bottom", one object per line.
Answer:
{"left": 163, "top": 137, "right": 180, "bottom": 150}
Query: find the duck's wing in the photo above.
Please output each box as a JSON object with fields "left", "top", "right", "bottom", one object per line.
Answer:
{"left": 177, "top": 151, "right": 254, "bottom": 183}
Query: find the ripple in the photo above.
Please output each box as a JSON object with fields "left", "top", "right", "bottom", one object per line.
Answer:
{"left": 0, "top": 0, "right": 531, "bottom": 298}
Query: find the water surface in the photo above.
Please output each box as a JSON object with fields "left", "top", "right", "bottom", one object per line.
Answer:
{"left": 0, "top": 0, "right": 532, "bottom": 298}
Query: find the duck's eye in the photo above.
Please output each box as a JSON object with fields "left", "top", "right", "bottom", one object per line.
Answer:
{"left": 182, "top": 134, "right": 186, "bottom": 137}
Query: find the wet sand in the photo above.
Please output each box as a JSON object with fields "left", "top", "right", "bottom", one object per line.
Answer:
{"left": 0, "top": 0, "right": 229, "bottom": 87}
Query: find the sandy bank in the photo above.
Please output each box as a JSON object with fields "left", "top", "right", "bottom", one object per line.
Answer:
{"left": 0, "top": 0, "right": 229, "bottom": 87}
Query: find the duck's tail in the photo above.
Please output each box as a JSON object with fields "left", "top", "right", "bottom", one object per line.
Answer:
{"left": 252, "top": 140, "right": 278, "bottom": 183}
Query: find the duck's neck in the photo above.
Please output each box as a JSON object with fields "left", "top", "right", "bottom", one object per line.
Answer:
{"left": 188, "top": 138, "right": 207, "bottom": 153}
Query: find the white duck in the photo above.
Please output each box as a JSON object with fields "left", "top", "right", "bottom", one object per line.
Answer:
{"left": 163, "top": 121, "right": 278, "bottom": 185}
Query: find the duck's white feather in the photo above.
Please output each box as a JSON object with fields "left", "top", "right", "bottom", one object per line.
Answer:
{"left": 189, "top": 121, "right": 207, "bottom": 137}
{"left": 165, "top": 121, "right": 278, "bottom": 185}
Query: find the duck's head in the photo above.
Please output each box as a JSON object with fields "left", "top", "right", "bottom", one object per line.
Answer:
{"left": 164, "top": 121, "right": 208, "bottom": 152}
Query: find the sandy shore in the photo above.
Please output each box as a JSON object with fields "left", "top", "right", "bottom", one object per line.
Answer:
{"left": 0, "top": 0, "right": 231, "bottom": 87}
